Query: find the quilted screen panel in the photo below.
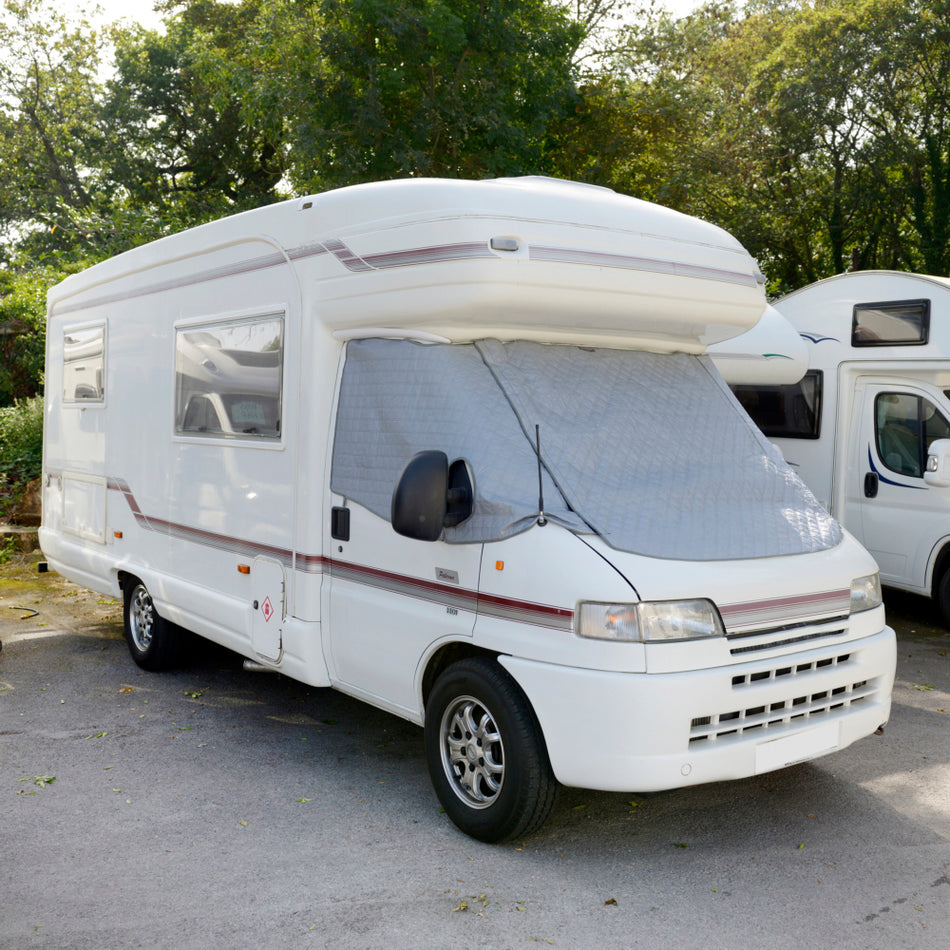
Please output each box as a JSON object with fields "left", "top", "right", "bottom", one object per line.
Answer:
{"left": 331, "top": 338, "right": 841, "bottom": 559}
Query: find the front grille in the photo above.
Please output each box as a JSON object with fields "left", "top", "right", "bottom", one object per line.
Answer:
{"left": 689, "top": 652, "right": 876, "bottom": 744}
{"left": 725, "top": 622, "right": 848, "bottom": 657}
{"left": 730, "top": 652, "right": 851, "bottom": 687}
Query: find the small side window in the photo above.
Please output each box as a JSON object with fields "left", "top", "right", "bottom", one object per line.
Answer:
{"left": 853, "top": 299, "right": 930, "bottom": 346}
{"left": 732, "top": 370, "right": 822, "bottom": 440}
{"left": 875, "top": 392, "right": 950, "bottom": 478}
{"left": 63, "top": 325, "right": 105, "bottom": 403}
{"left": 175, "top": 314, "right": 283, "bottom": 441}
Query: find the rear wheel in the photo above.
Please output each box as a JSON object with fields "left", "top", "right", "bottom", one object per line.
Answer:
{"left": 424, "top": 657, "right": 557, "bottom": 843}
{"left": 123, "top": 578, "right": 183, "bottom": 671}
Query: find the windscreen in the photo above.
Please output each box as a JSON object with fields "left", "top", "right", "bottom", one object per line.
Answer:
{"left": 331, "top": 339, "right": 841, "bottom": 560}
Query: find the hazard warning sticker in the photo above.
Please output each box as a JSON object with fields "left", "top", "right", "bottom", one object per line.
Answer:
{"left": 261, "top": 596, "right": 275, "bottom": 623}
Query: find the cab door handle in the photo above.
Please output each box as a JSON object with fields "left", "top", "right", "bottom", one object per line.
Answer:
{"left": 864, "top": 472, "right": 879, "bottom": 498}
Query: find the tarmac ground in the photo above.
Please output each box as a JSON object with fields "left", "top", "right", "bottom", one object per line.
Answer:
{"left": 1, "top": 551, "right": 948, "bottom": 949}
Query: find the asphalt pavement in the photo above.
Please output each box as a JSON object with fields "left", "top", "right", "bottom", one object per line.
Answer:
{"left": 1, "top": 556, "right": 948, "bottom": 949}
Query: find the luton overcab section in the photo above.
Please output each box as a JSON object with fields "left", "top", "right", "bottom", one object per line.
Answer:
{"left": 42, "top": 177, "right": 896, "bottom": 842}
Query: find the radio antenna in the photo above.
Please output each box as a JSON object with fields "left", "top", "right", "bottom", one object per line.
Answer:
{"left": 535, "top": 424, "right": 547, "bottom": 527}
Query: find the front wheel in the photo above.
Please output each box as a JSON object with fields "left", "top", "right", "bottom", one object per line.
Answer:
{"left": 424, "top": 657, "right": 557, "bottom": 843}
{"left": 935, "top": 567, "right": 950, "bottom": 629}
{"left": 123, "top": 578, "right": 184, "bottom": 671}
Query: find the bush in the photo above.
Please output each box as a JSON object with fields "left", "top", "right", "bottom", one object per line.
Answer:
{"left": 0, "top": 268, "right": 50, "bottom": 406}
{"left": 0, "top": 394, "right": 44, "bottom": 519}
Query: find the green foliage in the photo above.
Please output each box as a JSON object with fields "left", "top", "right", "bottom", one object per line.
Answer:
{"left": 0, "top": 267, "right": 51, "bottom": 404}
{"left": 0, "top": 1, "right": 110, "bottom": 258}
{"left": 258, "top": 0, "right": 583, "bottom": 190}
{"left": 588, "top": 0, "right": 950, "bottom": 292}
{"left": 104, "top": 6, "right": 286, "bottom": 218}
{"left": 3, "top": 0, "right": 950, "bottom": 317}
{"left": 0, "top": 394, "right": 43, "bottom": 518}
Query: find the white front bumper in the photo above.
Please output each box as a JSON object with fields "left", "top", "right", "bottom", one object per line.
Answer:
{"left": 500, "top": 626, "right": 896, "bottom": 792}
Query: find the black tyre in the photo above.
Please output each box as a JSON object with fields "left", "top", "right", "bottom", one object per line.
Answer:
{"left": 424, "top": 657, "right": 557, "bottom": 843}
{"left": 937, "top": 567, "right": 950, "bottom": 628}
{"left": 122, "top": 577, "right": 183, "bottom": 671}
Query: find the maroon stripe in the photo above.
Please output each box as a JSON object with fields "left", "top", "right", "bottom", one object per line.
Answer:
{"left": 362, "top": 242, "right": 495, "bottom": 269}
{"left": 329, "top": 558, "right": 478, "bottom": 606}
{"left": 104, "top": 479, "right": 572, "bottom": 629}
{"left": 529, "top": 244, "right": 759, "bottom": 288}
{"left": 477, "top": 591, "right": 574, "bottom": 622}
{"left": 719, "top": 588, "right": 850, "bottom": 619}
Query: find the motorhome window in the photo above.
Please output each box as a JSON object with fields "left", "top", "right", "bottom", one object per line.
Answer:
{"left": 852, "top": 299, "right": 930, "bottom": 346}
{"left": 175, "top": 315, "right": 283, "bottom": 440}
{"left": 63, "top": 325, "right": 105, "bottom": 403}
{"left": 875, "top": 392, "right": 950, "bottom": 478}
{"left": 731, "top": 371, "right": 822, "bottom": 439}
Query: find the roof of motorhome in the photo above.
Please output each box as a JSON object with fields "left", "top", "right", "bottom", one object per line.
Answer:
{"left": 774, "top": 270, "right": 950, "bottom": 362}
{"left": 779, "top": 270, "right": 950, "bottom": 302}
{"left": 50, "top": 177, "right": 755, "bottom": 282}
{"left": 47, "top": 177, "right": 768, "bottom": 351}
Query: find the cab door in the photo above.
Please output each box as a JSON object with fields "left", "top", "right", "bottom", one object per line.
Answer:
{"left": 323, "top": 501, "right": 481, "bottom": 719}
{"left": 846, "top": 378, "right": 950, "bottom": 590}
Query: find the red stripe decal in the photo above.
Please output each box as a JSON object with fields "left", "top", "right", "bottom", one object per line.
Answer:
{"left": 101, "top": 479, "right": 572, "bottom": 630}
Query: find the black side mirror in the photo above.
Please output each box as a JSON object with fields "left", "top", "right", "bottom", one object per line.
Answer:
{"left": 391, "top": 451, "right": 474, "bottom": 541}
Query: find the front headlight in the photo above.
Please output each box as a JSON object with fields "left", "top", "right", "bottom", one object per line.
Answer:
{"left": 576, "top": 599, "right": 725, "bottom": 642}
{"left": 850, "top": 573, "right": 882, "bottom": 614}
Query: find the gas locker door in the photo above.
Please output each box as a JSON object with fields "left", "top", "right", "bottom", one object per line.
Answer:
{"left": 251, "top": 556, "right": 285, "bottom": 661}
{"left": 846, "top": 378, "right": 950, "bottom": 590}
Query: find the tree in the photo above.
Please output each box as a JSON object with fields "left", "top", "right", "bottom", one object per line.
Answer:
{"left": 249, "top": 0, "right": 583, "bottom": 191}
{"left": 0, "top": 0, "right": 109, "bottom": 259}
{"left": 574, "top": 0, "right": 950, "bottom": 292}
{"left": 104, "top": 0, "right": 286, "bottom": 221}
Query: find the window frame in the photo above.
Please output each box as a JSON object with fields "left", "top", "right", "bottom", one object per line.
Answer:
{"left": 852, "top": 298, "right": 931, "bottom": 347}
{"left": 731, "top": 370, "right": 823, "bottom": 440}
{"left": 874, "top": 391, "right": 950, "bottom": 479}
{"left": 62, "top": 322, "right": 107, "bottom": 406}
{"left": 173, "top": 311, "right": 285, "bottom": 444}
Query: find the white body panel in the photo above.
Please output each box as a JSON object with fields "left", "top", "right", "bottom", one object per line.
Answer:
{"left": 759, "top": 272, "right": 950, "bottom": 601}
{"left": 41, "top": 179, "right": 893, "bottom": 798}
{"left": 708, "top": 304, "right": 810, "bottom": 384}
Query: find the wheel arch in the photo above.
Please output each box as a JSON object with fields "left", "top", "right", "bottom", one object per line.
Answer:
{"left": 421, "top": 641, "right": 500, "bottom": 709}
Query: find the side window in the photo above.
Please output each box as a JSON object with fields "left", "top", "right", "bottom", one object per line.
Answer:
{"left": 63, "top": 325, "right": 106, "bottom": 403}
{"left": 853, "top": 299, "right": 929, "bottom": 346}
{"left": 732, "top": 370, "right": 822, "bottom": 439}
{"left": 175, "top": 314, "right": 283, "bottom": 440}
{"left": 875, "top": 393, "right": 950, "bottom": 477}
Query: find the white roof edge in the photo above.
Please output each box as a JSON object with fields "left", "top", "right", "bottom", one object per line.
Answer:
{"left": 778, "top": 270, "right": 950, "bottom": 303}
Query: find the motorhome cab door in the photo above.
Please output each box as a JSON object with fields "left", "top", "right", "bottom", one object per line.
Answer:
{"left": 847, "top": 375, "right": 950, "bottom": 590}
{"left": 324, "top": 504, "right": 480, "bottom": 718}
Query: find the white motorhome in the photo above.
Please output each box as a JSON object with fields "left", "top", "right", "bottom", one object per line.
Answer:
{"left": 41, "top": 178, "right": 895, "bottom": 842}
{"left": 731, "top": 270, "right": 950, "bottom": 626}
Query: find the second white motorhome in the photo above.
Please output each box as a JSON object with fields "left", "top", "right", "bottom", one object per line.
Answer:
{"left": 41, "top": 178, "right": 895, "bottom": 842}
{"left": 732, "top": 270, "right": 950, "bottom": 624}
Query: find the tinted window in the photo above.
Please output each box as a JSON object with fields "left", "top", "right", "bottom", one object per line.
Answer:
{"left": 732, "top": 370, "right": 822, "bottom": 439}
{"left": 875, "top": 392, "right": 950, "bottom": 477}
{"left": 853, "top": 299, "right": 930, "bottom": 346}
